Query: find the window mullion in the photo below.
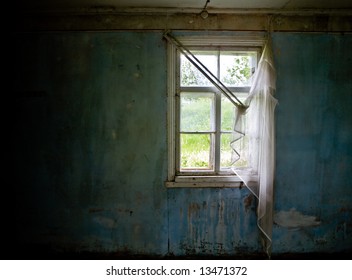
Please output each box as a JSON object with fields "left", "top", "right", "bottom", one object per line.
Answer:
{"left": 175, "top": 50, "right": 181, "bottom": 174}
{"left": 214, "top": 49, "right": 221, "bottom": 173}
{"left": 214, "top": 93, "right": 221, "bottom": 173}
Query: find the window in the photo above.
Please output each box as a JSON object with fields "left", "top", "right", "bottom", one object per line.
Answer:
{"left": 166, "top": 35, "right": 264, "bottom": 188}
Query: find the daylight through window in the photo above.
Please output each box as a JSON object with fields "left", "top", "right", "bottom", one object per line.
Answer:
{"left": 178, "top": 49, "right": 258, "bottom": 175}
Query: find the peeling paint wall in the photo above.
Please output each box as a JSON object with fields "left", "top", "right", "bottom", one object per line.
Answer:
{"left": 273, "top": 33, "right": 352, "bottom": 254}
{"left": 12, "top": 30, "right": 352, "bottom": 258}
{"left": 168, "top": 188, "right": 259, "bottom": 256}
{"left": 13, "top": 32, "right": 169, "bottom": 256}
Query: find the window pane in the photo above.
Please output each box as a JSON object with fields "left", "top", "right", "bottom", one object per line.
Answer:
{"left": 180, "top": 134, "right": 212, "bottom": 169}
{"left": 222, "top": 133, "right": 249, "bottom": 168}
{"left": 220, "top": 52, "right": 256, "bottom": 86}
{"left": 221, "top": 96, "right": 235, "bottom": 131}
{"left": 221, "top": 94, "right": 248, "bottom": 132}
{"left": 181, "top": 52, "right": 217, "bottom": 86}
{"left": 181, "top": 93, "right": 214, "bottom": 132}
{"left": 220, "top": 133, "right": 233, "bottom": 168}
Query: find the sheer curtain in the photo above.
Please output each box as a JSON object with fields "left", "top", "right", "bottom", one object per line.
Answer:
{"left": 231, "top": 38, "right": 278, "bottom": 256}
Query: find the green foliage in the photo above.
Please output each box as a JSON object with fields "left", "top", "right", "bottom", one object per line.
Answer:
{"left": 181, "top": 94, "right": 212, "bottom": 131}
{"left": 221, "top": 97, "right": 235, "bottom": 131}
{"left": 180, "top": 94, "right": 237, "bottom": 169}
{"left": 181, "top": 53, "right": 252, "bottom": 87}
{"left": 222, "top": 56, "right": 251, "bottom": 85}
{"left": 180, "top": 52, "right": 252, "bottom": 169}
{"left": 180, "top": 95, "right": 212, "bottom": 168}
{"left": 181, "top": 58, "right": 210, "bottom": 86}
{"left": 181, "top": 134, "right": 210, "bottom": 168}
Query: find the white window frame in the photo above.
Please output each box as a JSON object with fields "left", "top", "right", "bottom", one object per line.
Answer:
{"left": 165, "top": 35, "right": 265, "bottom": 188}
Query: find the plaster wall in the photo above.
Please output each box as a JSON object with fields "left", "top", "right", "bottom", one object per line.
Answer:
{"left": 12, "top": 30, "right": 352, "bottom": 257}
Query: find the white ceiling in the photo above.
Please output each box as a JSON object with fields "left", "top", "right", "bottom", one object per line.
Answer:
{"left": 16, "top": 0, "right": 352, "bottom": 13}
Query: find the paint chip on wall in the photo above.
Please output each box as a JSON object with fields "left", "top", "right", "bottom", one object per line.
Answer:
{"left": 93, "top": 216, "right": 117, "bottom": 229}
{"left": 274, "top": 208, "right": 321, "bottom": 228}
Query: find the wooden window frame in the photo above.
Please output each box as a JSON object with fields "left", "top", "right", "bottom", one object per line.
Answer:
{"left": 165, "top": 35, "right": 265, "bottom": 188}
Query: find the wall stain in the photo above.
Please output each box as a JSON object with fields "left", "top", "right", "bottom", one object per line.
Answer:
{"left": 89, "top": 208, "right": 104, "bottom": 213}
{"left": 188, "top": 203, "right": 201, "bottom": 221}
{"left": 92, "top": 216, "right": 117, "bottom": 229}
{"left": 244, "top": 194, "right": 254, "bottom": 211}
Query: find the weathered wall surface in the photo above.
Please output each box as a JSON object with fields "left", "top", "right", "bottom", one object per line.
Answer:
{"left": 13, "top": 32, "right": 169, "bottom": 256}
{"left": 12, "top": 29, "right": 352, "bottom": 258}
{"left": 168, "top": 188, "right": 259, "bottom": 256}
{"left": 273, "top": 33, "right": 352, "bottom": 253}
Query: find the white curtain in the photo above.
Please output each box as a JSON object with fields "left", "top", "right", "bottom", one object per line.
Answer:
{"left": 231, "top": 38, "right": 278, "bottom": 256}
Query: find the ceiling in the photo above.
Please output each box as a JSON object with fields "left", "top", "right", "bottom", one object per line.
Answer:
{"left": 17, "top": 0, "right": 352, "bottom": 12}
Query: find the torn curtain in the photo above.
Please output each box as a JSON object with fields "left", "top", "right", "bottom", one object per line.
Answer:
{"left": 231, "top": 38, "right": 278, "bottom": 256}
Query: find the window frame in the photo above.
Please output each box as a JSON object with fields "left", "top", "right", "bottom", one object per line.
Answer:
{"left": 165, "top": 35, "right": 265, "bottom": 188}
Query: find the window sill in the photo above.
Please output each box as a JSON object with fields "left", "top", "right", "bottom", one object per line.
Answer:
{"left": 165, "top": 175, "right": 243, "bottom": 188}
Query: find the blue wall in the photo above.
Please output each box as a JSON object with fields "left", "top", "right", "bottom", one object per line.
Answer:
{"left": 273, "top": 33, "right": 352, "bottom": 253}
{"left": 12, "top": 31, "right": 352, "bottom": 257}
